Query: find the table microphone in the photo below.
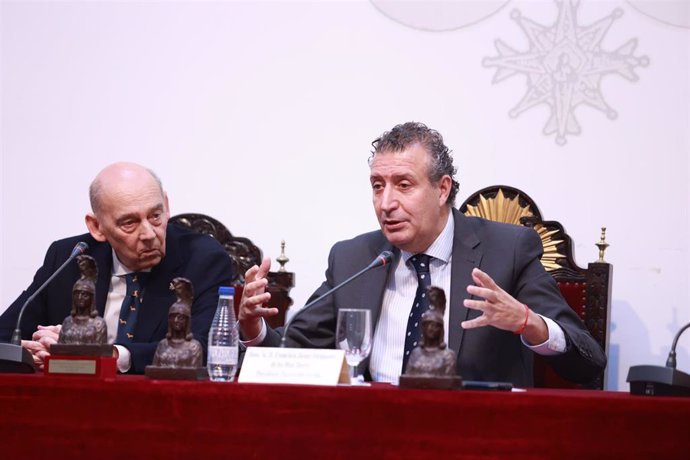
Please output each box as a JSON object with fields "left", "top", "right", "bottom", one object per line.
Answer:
{"left": 0, "top": 241, "right": 89, "bottom": 373}
{"left": 279, "top": 250, "right": 393, "bottom": 348}
{"left": 627, "top": 321, "right": 690, "bottom": 396}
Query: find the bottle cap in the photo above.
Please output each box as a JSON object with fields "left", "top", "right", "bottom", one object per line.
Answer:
{"left": 218, "top": 286, "right": 235, "bottom": 296}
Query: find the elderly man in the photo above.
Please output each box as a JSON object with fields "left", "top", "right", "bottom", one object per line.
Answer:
{"left": 0, "top": 162, "right": 233, "bottom": 373}
{"left": 239, "top": 122, "right": 606, "bottom": 387}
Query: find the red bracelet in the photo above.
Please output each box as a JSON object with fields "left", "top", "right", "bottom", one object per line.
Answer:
{"left": 513, "top": 304, "right": 529, "bottom": 335}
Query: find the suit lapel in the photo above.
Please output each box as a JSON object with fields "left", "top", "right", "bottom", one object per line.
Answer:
{"left": 448, "top": 210, "right": 483, "bottom": 354}
{"left": 358, "top": 239, "right": 397, "bottom": 327}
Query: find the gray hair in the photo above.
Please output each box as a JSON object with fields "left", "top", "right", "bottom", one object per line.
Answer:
{"left": 370, "top": 122, "right": 459, "bottom": 206}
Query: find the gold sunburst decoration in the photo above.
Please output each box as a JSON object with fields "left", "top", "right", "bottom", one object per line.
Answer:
{"left": 463, "top": 188, "right": 565, "bottom": 271}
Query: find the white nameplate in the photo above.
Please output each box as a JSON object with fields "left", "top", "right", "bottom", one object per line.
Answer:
{"left": 238, "top": 347, "right": 349, "bottom": 386}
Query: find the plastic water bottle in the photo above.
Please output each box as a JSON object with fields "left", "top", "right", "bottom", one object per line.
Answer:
{"left": 207, "top": 286, "right": 239, "bottom": 381}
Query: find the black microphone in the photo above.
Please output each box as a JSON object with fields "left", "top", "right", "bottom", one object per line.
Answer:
{"left": 279, "top": 251, "right": 393, "bottom": 348}
{"left": 627, "top": 321, "right": 690, "bottom": 396}
{"left": 0, "top": 241, "right": 89, "bottom": 373}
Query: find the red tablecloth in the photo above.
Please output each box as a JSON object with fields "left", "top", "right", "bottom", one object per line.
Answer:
{"left": 1, "top": 374, "right": 688, "bottom": 459}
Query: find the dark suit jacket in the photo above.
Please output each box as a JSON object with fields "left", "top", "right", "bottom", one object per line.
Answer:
{"left": 0, "top": 224, "right": 234, "bottom": 373}
{"left": 264, "top": 209, "right": 606, "bottom": 387}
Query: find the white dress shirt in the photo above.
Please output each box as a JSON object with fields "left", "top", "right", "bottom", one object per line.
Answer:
{"left": 369, "top": 214, "right": 455, "bottom": 383}
{"left": 104, "top": 250, "right": 151, "bottom": 373}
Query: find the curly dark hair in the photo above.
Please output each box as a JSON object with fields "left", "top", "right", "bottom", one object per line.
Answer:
{"left": 369, "top": 122, "right": 459, "bottom": 206}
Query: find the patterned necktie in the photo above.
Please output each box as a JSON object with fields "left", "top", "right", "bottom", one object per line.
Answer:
{"left": 116, "top": 273, "right": 146, "bottom": 343}
{"left": 402, "top": 254, "right": 432, "bottom": 374}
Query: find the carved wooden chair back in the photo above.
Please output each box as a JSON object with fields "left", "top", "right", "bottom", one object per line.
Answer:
{"left": 459, "top": 186, "right": 612, "bottom": 389}
{"left": 169, "top": 213, "right": 294, "bottom": 328}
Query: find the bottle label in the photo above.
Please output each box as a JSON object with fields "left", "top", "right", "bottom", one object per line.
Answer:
{"left": 208, "top": 345, "right": 238, "bottom": 365}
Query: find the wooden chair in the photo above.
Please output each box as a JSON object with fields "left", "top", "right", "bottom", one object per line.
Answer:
{"left": 169, "top": 213, "right": 294, "bottom": 329}
{"left": 459, "top": 185, "right": 612, "bottom": 389}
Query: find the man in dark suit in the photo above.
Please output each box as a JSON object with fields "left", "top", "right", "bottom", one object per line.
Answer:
{"left": 239, "top": 122, "right": 606, "bottom": 387}
{"left": 0, "top": 162, "right": 233, "bottom": 373}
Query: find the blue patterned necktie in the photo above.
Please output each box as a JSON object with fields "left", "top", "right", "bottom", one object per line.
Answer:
{"left": 402, "top": 254, "right": 432, "bottom": 374}
{"left": 116, "top": 273, "right": 146, "bottom": 343}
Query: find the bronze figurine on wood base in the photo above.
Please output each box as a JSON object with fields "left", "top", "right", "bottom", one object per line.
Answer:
{"left": 145, "top": 277, "right": 207, "bottom": 380}
{"left": 51, "top": 255, "right": 113, "bottom": 357}
{"left": 399, "top": 286, "right": 462, "bottom": 390}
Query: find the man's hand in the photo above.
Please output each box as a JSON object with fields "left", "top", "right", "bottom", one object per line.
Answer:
{"left": 462, "top": 268, "right": 548, "bottom": 344}
{"left": 21, "top": 324, "right": 61, "bottom": 369}
{"left": 238, "top": 257, "right": 278, "bottom": 340}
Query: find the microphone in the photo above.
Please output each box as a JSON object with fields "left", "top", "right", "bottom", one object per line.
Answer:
{"left": 627, "top": 321, "right": 690, "bottom": 396}
{"left": 279, "top": 250, "right": 393, "bottom": 348}
{"left": 69, "top": 241, "right": 89, "bottom": 258}
{"left": 0, "top": 241, "right": 89, "bottom": 373}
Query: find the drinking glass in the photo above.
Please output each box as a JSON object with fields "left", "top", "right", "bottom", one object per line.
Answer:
{"left": 335, "top": 308, "right": 372, "bottom": 385}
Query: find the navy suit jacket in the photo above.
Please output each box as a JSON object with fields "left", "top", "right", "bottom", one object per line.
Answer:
{"left": 264, "top": 209, "right": 606, "bottom": 387}
{"left": 0, "top": 224, "right": 234, "bottom": 373}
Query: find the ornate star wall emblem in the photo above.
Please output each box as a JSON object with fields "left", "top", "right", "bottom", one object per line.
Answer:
{"left": 483, "top": 0, "right": 649, "bottom": 145}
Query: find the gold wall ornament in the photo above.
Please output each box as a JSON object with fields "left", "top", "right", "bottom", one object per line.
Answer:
{"left": 596, "top": 227, "right": 609, "bottom": 262}
{"left": 276, "top": 240, "right": 290, "bottom": 272}
{"left": 462, "top": 188, "right": 566, "bottom": 272}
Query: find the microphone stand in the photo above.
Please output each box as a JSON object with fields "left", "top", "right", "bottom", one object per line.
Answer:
{"left": 0, "top": 242, "right": 89, "bottom": 373}
{"left": 627, "top": 321, "right": 690, "bottom": 396}
{"left": 279, "top": 251, "right": 393, "bottom": 348}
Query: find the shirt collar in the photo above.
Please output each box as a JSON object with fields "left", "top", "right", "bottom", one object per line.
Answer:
{"left": 400, "top": 211, "right": 454, "bottom": 264}
{"left": 111, "top": 250, "right": 133, "bottom": 277}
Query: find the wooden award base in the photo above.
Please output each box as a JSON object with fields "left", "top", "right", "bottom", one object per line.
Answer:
{"left": 50, "top": 344, "right": 114, "bottom": 357}
{"left": 45, "top": 344, "right": 116, "bottom": 379}
{"left": 398, "top": 375, "right": 463, "bottom": 390}
{"left": 144, "top": 366, "right": 208, "bottom": 381}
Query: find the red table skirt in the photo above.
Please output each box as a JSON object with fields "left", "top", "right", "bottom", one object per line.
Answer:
{"left": 1, "top": 374, "right": 688, "bottom": 459}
